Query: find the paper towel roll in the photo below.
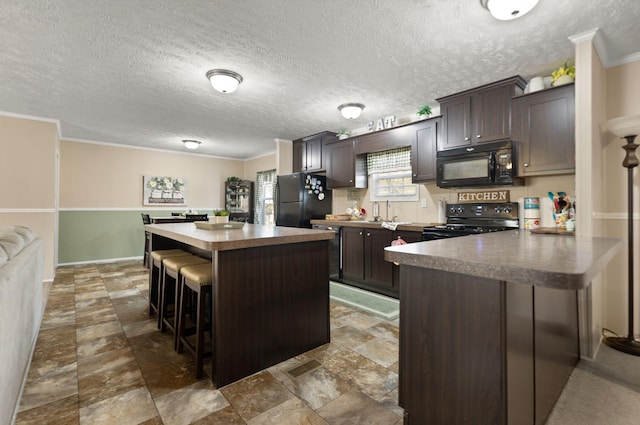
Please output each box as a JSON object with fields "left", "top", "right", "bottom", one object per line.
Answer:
{"left": 437, "top": 198, "right": 446, "bottom": 224}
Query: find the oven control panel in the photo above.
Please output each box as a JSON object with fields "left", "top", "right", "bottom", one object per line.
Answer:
{"left": 447, "top": 202, "right": 519, "bottom": 219}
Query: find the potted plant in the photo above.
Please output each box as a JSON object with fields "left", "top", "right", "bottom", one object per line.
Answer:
{"left": 417, "top": 104, "right": 432, "bottom": 119}
{"left": 551, "top": 61, "right": 575, "bottom": 87}
{"left": 337, "top": 128, "right": 351, "bottom": 140}
{"left": 212, "top": 209, "right": 230, "bottom": 223}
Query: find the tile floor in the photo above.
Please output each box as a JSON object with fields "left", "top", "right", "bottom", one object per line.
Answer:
{"left": 16, "top": 260, "right": 403, "bottom": 425}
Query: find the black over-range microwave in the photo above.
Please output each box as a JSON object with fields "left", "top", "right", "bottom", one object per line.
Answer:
{"left": 436, "top": 140, "right": 523, "bottom": 188}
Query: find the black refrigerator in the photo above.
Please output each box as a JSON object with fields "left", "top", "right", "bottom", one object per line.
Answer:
{"left": 276, "top": 173, "right": 333, "bottom": 228}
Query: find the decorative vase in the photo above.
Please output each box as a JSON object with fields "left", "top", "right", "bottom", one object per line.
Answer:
{"left": 212, "top": 216, "right": 229, "bottom": 224}
{"left": 553, "top": 75, "right": 574, "bottom": 87}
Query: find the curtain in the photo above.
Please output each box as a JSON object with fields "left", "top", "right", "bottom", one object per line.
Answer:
{"left": 367, "top": 146, "right": 412, "bottom": 175}
{"left": 254, "top": 169, "right": 276, "bottom": 225}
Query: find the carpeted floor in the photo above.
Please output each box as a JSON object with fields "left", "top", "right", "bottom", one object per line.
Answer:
{"left": 329, "top": 281, "right": 400, "bottom": 321}
{"left": 546, "top": 343, "right": 640, "bottom": 424}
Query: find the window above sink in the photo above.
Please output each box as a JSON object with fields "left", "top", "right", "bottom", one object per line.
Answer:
{"left": 367, "top": 147, "right": 418, "bottom": 202}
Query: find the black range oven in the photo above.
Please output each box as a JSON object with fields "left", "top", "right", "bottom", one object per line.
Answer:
{"left": 422, "top": 202, "right": 519, "bottom": 241}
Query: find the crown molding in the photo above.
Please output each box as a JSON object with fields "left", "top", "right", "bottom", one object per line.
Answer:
{"left": 569, "top": 28, "right": 610, "bottom": 66}
{"left": 607, "top": 51, "right": 640, "bottom": 68}
{"left": 569, "top": 27, "right": 640, "bottom": 69}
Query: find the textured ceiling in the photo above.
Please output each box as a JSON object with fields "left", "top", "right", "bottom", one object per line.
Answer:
{"left": 0, "top": 0, "right": 639, "bottom": 159}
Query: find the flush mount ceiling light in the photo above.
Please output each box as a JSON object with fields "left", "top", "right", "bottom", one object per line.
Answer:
{"left": 338, "top": 103, "right": 365, "bottom": 120}
{"left": 480, "top": 0, "right": 539, "bottom": 20}
{"left": 182, "top": 139, "right": 201, "bottom": 150}
{"left": 205, "top": 69, "right": 243, "bottom": 93}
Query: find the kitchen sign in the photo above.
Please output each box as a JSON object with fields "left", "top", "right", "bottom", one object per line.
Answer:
{"left": 457, "top": 190, "right": 510, "bottom": 203}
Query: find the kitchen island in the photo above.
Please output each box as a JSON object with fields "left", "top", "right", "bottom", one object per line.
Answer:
{"left": 385, "top": 230, "right": 620, "bottom": 425}
{"left": 145, "top": 222, "right": 334, "bottom": 387}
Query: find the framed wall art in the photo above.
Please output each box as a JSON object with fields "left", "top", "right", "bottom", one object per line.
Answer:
{"left": 143, "top": 175, "right": 187, "bottom": 205}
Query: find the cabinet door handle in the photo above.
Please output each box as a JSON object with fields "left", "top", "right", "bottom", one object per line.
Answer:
{"left": 476, "top": 134, "right": 481, "bottom": 138}
{"left": 359, "top": 231, "right": 363, "bottom": 235}
{"left": 349, "top": 179, "right": 353, "bottom": 183}
{"left": 413, "top": 173, "right": 417, "bottom": 177}
{"left": 524, "top": 163, "right": 529, "bottom": 167}
{"left": 464, "top": 137, "right": 470, "bottom": 141}
{"left": 366, "top": 232, "right": 371, "bottom": 236}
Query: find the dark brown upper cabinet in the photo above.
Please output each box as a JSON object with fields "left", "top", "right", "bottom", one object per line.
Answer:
{"left": 324, "top": 138, "right": 367, "bottom": 189}
{"left": 411, "top": 117, "right": 440, "bottom": 182}
{"left": 292, "top": 131, "right": 337, "bottom": 173}
{"left": 436, "top": 76, "right": 526, "bottom": 151}
{"left": 354, "top": 124, "right": 414, "bottom": 155}
{"left": 512, "top": 83, "right": 575, "bottom": 176}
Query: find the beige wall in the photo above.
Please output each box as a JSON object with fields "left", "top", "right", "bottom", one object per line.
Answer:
{"left": 60, "top": 141, "right": 245, "bottom": 210}
{"left": 602, "top": 59, "right": 640, "bottom": 336}
{"left": 243, "top": 153, "right": 277, "bottom": 182}
{"left": 276, "top": 139, "right": 293, "bottom": 175}
{"left": 0, "top": 115, "right": 58, "bottom": 280}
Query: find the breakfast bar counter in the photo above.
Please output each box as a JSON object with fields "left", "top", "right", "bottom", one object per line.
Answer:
{"left": 385, "top": 230, "right": 621, "bottom": 290}
{"left": 385, "top": 231, "right": 620, "bottom": 425}
{"left": 145, "top": 222, "right": 334, "bottom": 387}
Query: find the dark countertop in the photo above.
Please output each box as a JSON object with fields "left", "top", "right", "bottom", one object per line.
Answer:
{"left": 310, "top": 219, "right": 435, "bottom": 232}
{"left": 384, "top": 230, "right": 621, "bottom": 290}
{"left": 145, "top": 222, "right": 334, "bottom": 251}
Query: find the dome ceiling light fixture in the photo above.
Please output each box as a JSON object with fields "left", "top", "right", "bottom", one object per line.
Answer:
{"left": 182, "top": 139, "right": 202, "bottom": 150}
{"left": 205, "top": 69, "right": 243, "bottom": 93}
{"left": 338, "top": 103, "right": 365, "bottom": 120}
{"left": 480, "top": 0, "right": 539, "bottom": 20}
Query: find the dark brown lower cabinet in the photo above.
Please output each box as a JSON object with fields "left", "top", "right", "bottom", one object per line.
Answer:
{"left": 364, "top": 228, "right": 394, "bottom": 287}
{"left": 399, "top": 265, "right": 578, "bottom": 425}
{"left": 341, "top": 227, "right": 394, "bottom": 294}
{"left": 342, "top": 227, "right": 423, "bottom": 297}
{"left": 341, "top": 227, "right": 365, "bottom": 282}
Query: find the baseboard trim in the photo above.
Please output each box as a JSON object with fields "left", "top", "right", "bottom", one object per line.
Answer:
{"left": 57, "top": 256, "right": 143, "bottom": 267}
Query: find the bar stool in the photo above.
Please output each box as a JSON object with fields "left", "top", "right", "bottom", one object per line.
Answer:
{"left": 148, "top": 249, "right": 191, "bottom": 320}
{"left": 160, "top": 255, "right": 210, "bottom": 348}
{"left": 176, "top": 263, "right": 213, "bottom": 378}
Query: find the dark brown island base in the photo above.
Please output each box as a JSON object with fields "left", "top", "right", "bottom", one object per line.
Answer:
{"left": 385, "top": 230, "right": 621, "bottom": 425}
{"left": 144, "top": 222, "right": 334, "bottom": 388}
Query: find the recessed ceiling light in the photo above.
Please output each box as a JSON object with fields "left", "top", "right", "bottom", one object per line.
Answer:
{"left": 182, "top": 139, "right": 201, "bottom": 150}
{"left": 205, "top": 69, "right": 243, "bottom": 93}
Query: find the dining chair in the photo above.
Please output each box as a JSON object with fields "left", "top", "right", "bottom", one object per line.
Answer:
{"left": 141, "top": 213, "right": 151, "bottom": 267}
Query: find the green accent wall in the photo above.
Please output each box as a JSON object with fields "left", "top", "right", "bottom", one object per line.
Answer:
{"left": 58, "top": 210, "right": 175, "bottom": 264}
